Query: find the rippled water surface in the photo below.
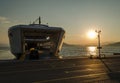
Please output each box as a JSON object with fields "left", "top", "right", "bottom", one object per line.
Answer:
{"left": 0, "top": 45, "right": 120, "bottom": 60}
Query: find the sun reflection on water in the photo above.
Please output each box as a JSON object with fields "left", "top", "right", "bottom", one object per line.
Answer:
{"left": 87, "top": 46, "right": 97, "bottom": 56}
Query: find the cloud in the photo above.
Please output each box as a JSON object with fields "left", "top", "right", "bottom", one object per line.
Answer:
{"left": 0, "top": 16, "right": 11, "bottom": 24}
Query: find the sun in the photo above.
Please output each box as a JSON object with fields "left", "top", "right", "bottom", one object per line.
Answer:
{"left": 87, "top": 30, "right": 97, "bottom": 39}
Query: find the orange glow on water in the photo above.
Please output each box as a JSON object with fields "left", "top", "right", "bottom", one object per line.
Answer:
{"left": 88, "top": 46, "right": 97, "bottom": 56}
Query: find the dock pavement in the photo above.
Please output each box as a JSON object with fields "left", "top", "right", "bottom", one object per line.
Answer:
{"left": 0, "top": 56, "right": 120, "bottom": 83}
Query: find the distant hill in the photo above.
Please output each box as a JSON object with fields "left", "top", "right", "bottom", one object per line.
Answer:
{"left": 63, "top": 43, "right": 73, "bottom": 46}
{"left": 106, "top": 42, "right": 120, "bottom": 46}
{"left": 63, "top": 43, "right": 83, "bottom": 47}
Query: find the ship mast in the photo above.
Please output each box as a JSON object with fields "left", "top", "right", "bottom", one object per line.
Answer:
{"left": 39, "top": 16, "right": 41, "bottom": 25}
{"left": 33, "top": 16, "right": 41, "bottom": 25}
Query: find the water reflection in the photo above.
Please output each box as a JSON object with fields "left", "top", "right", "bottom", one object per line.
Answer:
{"left": 87, "top": 46, "right": 97, "bottom": 56}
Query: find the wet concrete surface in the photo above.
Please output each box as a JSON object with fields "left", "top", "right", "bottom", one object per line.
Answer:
{"left": 0, "top": 56, "right": 120, "bottom": 83}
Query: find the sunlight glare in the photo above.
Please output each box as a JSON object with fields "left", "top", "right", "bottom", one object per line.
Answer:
{"left": 87, "top": 30, "right": 97, "bottom": 39}
{"left": 88, "top": 46, "right": 96, "bottom": 52}
{"left": 88, "top": 46, "right": 97, "bottom": 56}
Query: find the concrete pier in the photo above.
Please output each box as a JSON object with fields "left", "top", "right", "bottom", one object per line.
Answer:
{"left": 0, "top": 56, "right": 120, "bottom": 83}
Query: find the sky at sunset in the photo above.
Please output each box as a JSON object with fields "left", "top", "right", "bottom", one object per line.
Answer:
{"left": 0, "top": 0, "right": 120, "bottom": 45}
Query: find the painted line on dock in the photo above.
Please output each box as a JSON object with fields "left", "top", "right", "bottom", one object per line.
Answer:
{"left": 33, "top": 71, "right": 120, "bottom": 83}
{"left": 64, "top": 68, "right": 107, "bottom": 74}
{"left": 0, "top": 63, "right": 105, "bottom": 74}
{"left": 33, "top": 73, "right": 108, "bottom": 83}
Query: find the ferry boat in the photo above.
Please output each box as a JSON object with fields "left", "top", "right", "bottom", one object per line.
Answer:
{"left": 8, "top": 17, "right": 65, "bottom": 60}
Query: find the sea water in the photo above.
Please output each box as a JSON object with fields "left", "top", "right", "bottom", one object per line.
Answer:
{"left": 60, "top": 45, "right": 120, "bottom": 57}
{"left": 0, "top": 45, "right": 120, "bottom": 60}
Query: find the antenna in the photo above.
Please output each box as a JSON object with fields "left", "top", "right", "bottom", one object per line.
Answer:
{"left": 39, "top": 16, "right": 41, "bottom": 25}
{"left": 32, "top": 16, "right": 41, "bottom": 25}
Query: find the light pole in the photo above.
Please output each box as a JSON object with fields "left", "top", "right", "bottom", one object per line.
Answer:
{"left": 95, "top": 30, "right": 102, "bottom": 58}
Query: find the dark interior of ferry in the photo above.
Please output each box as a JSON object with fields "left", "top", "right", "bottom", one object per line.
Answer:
{"left": 23, "top": 31, "right": 60, "bottom": 59}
